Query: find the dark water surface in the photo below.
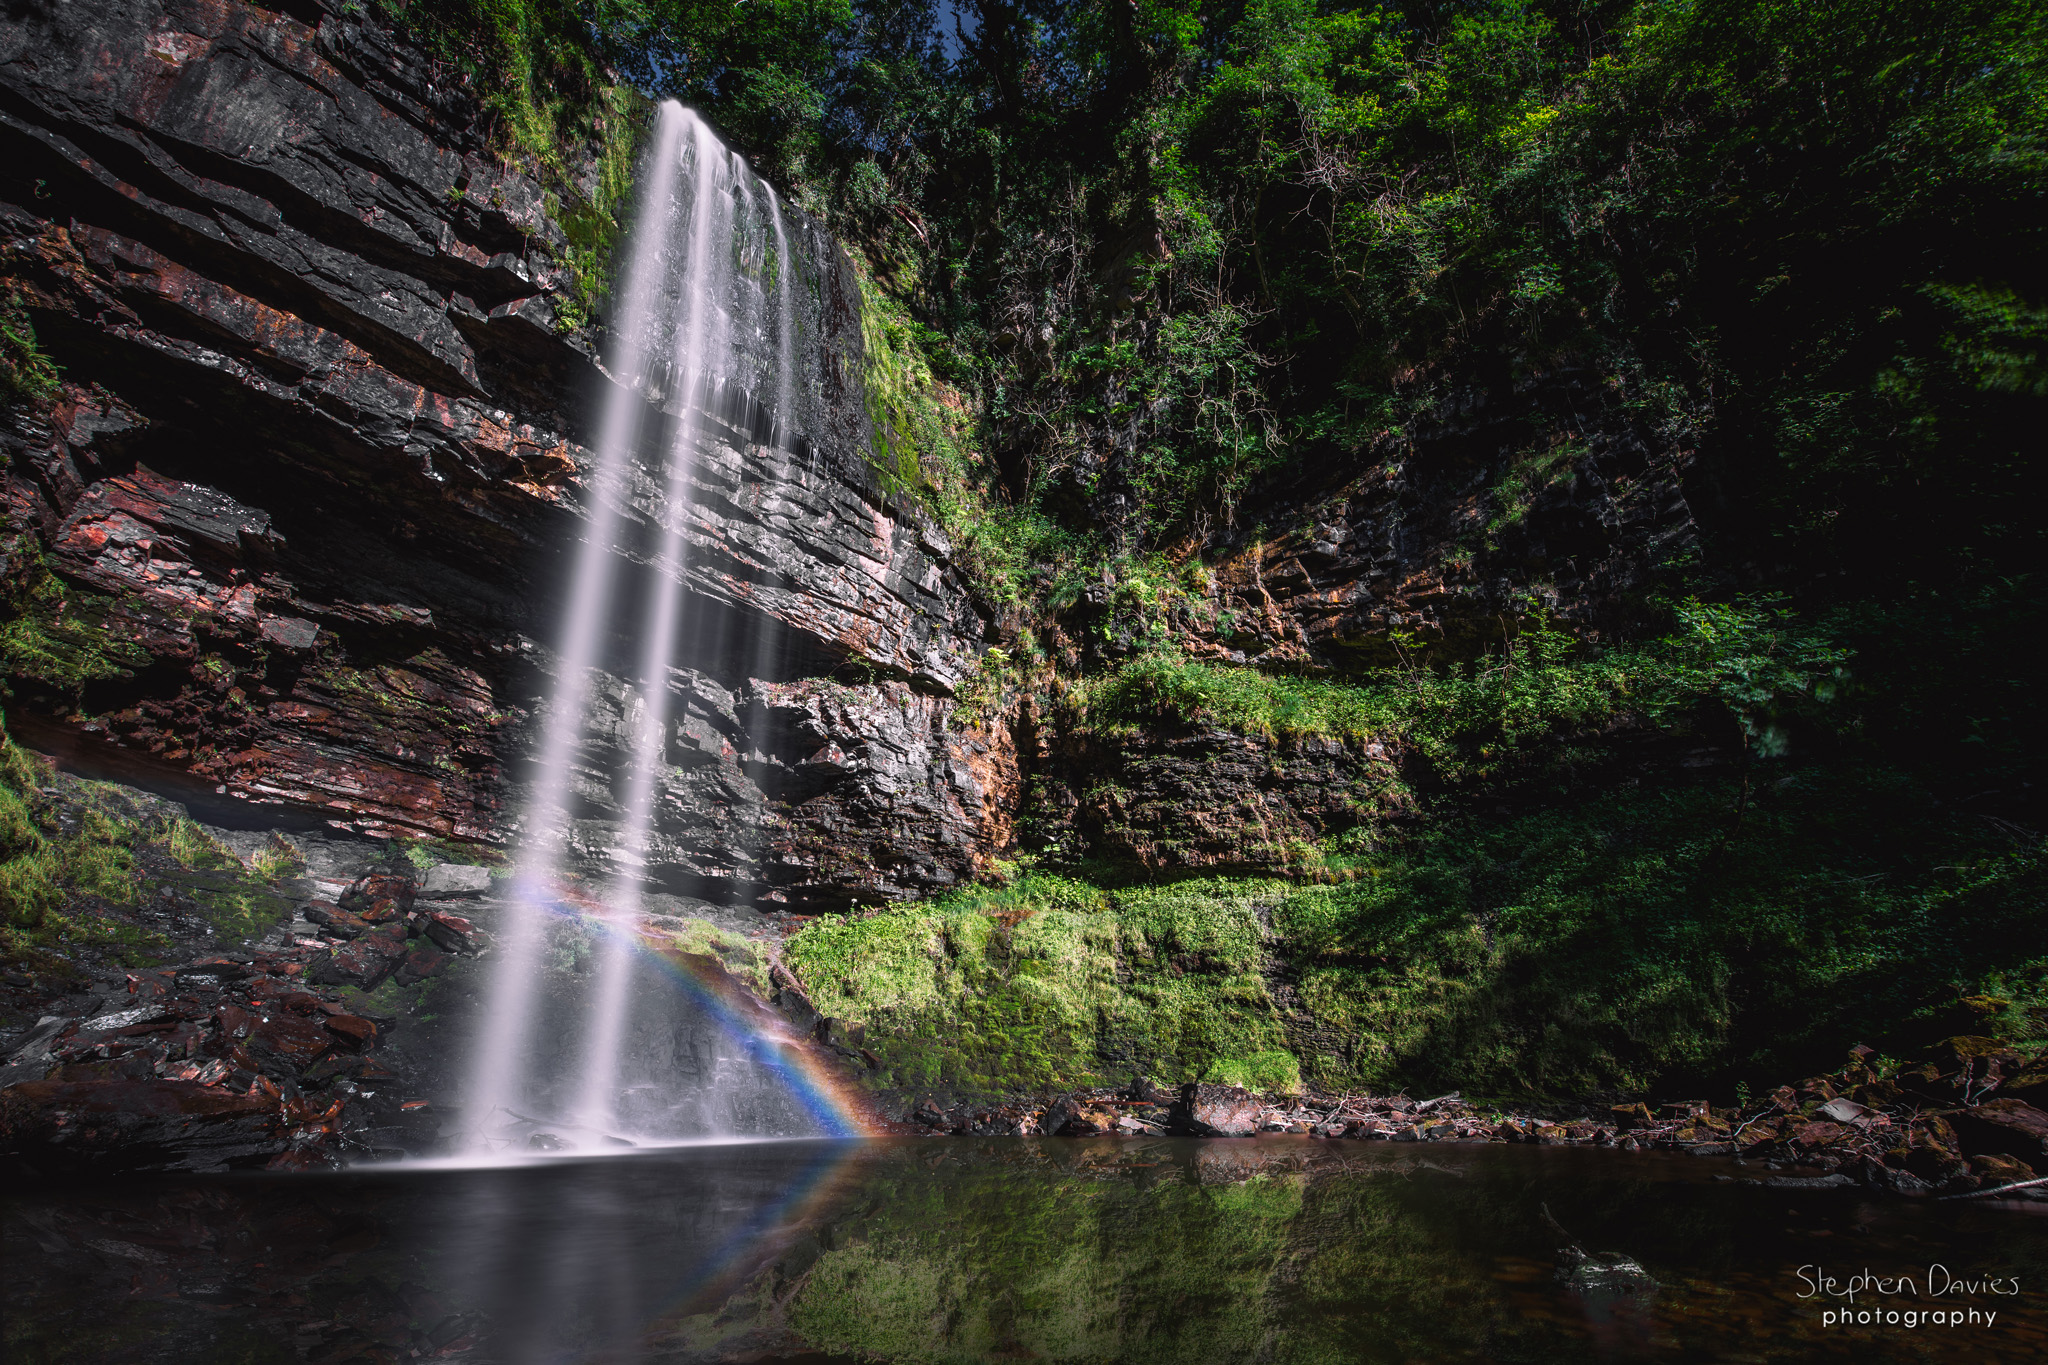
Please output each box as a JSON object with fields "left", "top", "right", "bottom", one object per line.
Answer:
{"left": 6, "top": 1138, "right": 2044, "bottom": 1364}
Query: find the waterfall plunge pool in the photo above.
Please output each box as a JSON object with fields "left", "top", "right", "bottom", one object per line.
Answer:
{"left": 7, "top": 1138, "right": 2044, "bottom": 1363}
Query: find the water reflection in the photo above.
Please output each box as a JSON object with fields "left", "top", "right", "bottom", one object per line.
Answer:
{"left": 6, "top": 1139, "right": 2044, "bottom": 1363}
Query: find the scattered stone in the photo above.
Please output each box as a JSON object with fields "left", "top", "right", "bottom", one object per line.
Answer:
{"left": 1763, "top": 1173, "right": 1856, "bottom": 1190}
{"left": 395, "top": 945, "right": 449, "bottom": 986}
{"left": 341, "top": 874, "right": 416, "bottom": 914}
{"left": 303, "top": 903, "right": 367, "bottom": 939}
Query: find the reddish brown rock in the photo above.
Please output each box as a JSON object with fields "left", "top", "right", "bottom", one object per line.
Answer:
{"left": 396, "top": 945, "right": 449, "bottom": 986}
{"left": 1790, "top": 1121, "right": 1851, "bottom": 1150}
{"left": 244, "top": 1016, "right": 332, "bottom": 1071}
{"left": 305, "top": 904, "right": 369, "bottom": 939}
{"left": 1176, "top": 1083, "right": 1261, "bottom": 1137}
{"left": 343, "top": 875, "right": 416, "bottom": 914}
{"left": 324, "top": 1016, "right": 378, "bottom": 1048}
{"left": 423, "top": 912, "right": 481, "bottom": 955}
{"left": 307, "top": 932, "right": 405, "bottom": 990}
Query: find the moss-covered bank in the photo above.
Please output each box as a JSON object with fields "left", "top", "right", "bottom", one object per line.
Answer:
{"left": 787, "top": 763, "right": 2048, "bottom": 1103}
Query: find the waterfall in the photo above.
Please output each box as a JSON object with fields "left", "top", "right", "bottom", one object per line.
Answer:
{"left": 460, "top": 103, "right": 858, "bottom": 1152}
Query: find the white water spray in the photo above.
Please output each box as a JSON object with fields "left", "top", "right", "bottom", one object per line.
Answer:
{"left": 462, "top": 103, "right": 822, "bottom": 1150}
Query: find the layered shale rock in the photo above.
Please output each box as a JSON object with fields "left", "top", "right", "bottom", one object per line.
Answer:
{"left": 1, "top": 0, "right": 995, "bottom": 905}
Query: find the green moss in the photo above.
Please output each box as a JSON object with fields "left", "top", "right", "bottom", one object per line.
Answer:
{"left": 1202, "top": 1050, "right": 1303, "bottom": 1094}
{"left": 0, "top": 541, "right": 152, "bottom": 694}
{"left": 2, "top": 713, "right": 297, "bottom": 964}
{"left": 785, "top": 874, "right": 1295, "bottom": 1095}
{"left": 648, "top": 916, "right": 773, "bottom": 997}
{"left": 791, "top": 751, "right": 2046, "bottom": 1102}
{"left": 1, "top": 288, "right": 60, "bottom": 404}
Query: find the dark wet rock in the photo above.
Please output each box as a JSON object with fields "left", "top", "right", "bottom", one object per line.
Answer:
{"left": 308, "top": 935, "right": 400, "bottom": 989}
{"left": 244, "top": 1015, "right": 333, "bottom": 1071}
{"left": 1610, "top": 1102, "right": 1653, "bottom": 1130}
{"left": 422, "top": 911, "right": 482, "bottom": 955}
{"left": 1950, "top": 1099, "right": 2048, "bottom": 1163}
{"left": 342, "top": 874, "right": 416, "bottom": 914}
{"left": 1761, "top": 1173, "right": 1856, "bottom": 1190}
{"left": 0, "top": 1079, "right": 279, "bottom": 1172}
{"left": 1039, "top": 1095, "right": 1115, "bottom": 1136}
{"left": 1969, "top": 1152, "right": 2035, "bottom": 1183}
{"left": 1556, "top": 1246, "right": 1659, "bottom": 1298}
{"left": 324, "top": 1015, "right": 378, "bottom": 1048}
{"left": 395, "top": 944, "right": 450, "bottom": 986}
{"left": 305, "top": 903, "right": 368, "bottom": 939}
{"left": 1864, "top": 1165, "right": 1936, "bottom": 1197}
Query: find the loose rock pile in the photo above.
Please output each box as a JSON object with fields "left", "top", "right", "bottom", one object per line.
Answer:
{"left": 907, "top": 1040, "right": 2048, "bottom": 1201}
{"left": 0, "top": 872, "right": 480, "bottom": 1172}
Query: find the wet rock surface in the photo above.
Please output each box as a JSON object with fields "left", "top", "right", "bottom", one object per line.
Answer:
{"left": 0, "top": 860, "right": 469, "bottom": 1173}
{"left": 1022, "top": 724, "right": 1403, "bottom": 871}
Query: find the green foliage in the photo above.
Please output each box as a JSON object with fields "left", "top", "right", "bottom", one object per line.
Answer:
{"left": 1, "top": 290, "right": 60, "bottom": 404}
{"left": 1080, "top": 600, "right": 1846, "bottom": 782}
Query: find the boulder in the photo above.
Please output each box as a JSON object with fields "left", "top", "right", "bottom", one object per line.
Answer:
{"left": 1970, "top": 1153, "right": 2035, "bottom": 1183}
{"left": 1176, "top": 1083, "right": 1260, "bottom": 1136}
{"left": 307, "top": 930, "right": 408, "bottom": 990}
{"left": 1950, "top": 1099, "right": 2048, "bottom": 1162}
{"left": 324, "top": 1016, "right": 378, "bottom": 1048}
{"left": 304, "top": 903, "right": 367, "bottom": 939}
{"left": 342, "top": 875, "right": 416, "bottom": 914}
{"left": 424, "top": 912, "right": 483, "bottom": 955}
{"left": 419, "top": 863, "right": 494, "bottom": 900}
{"left": 1609, "top": 1102, "right": 1653, "bottom": 1130}
{"left": 395, "top": 946, "right": 450, "bottom": 986}
{"left": 243, "top": 1016, "right": 332, "bottom": 1072}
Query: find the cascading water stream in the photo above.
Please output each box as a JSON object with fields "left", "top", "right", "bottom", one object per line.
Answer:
{"left": 460, "top": 102, "right": 857, "bottom": 1153}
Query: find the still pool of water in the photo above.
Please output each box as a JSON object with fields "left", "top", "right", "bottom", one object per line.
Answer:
{"left": 6, "top": 1139, "right": 2043, "bottom": 1363}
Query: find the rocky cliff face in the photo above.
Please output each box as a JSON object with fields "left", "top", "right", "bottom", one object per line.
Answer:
{"left": 1, "top": 0, "right": 999, "bottom": 908}
{"left": 2, "top": 0, "right": 1704, "bottom": 905}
